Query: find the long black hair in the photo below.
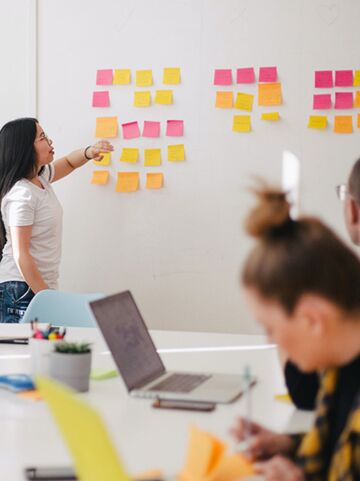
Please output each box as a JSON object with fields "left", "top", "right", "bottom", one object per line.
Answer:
{"left": 0, "top": 117, "right": 38, "bottom": 257}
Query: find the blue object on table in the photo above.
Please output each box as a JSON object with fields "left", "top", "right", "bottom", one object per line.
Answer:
{"left": 0, "top": 374, "right": 35, "bottom": 392}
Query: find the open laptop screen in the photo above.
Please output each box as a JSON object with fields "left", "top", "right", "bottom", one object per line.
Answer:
{"left": 90, "top": 291, "right": 165, "bottom": 391}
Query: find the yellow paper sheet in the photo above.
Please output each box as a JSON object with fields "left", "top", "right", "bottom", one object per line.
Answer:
{"left": 95, "top": 117, "right": 118, "bottom": 138}
{"left": 144, "top": 149, "right": 161, "bottom": 166}
{"left": 93, "top": 152, "right": 111, "bottom": 166}
{"left": 261, "top": 112, "right": 280, "bottom": 121}
{"left": 134, "top": 91, "right": 151, "bottom": 107}
{"left": 232, "top": 115, "right": 251, "bottom": 132}
{"left": 215, "top": 91, "right": 233, "bottom": 109}
{"left": 163, "top": 67, "right": 181, "bottom": 84}
{"left": 354, "top": 91, "right": 360, "bottom": 108}
{"left": 116, "top": 172, "right": 139, "bottom": 192}
{"left": 308, "top": 115, "right": 327, "bottom": 130}
{"left": 37, "top": 376, "right": 131, "bottom": 481}
{"left": 258, "top": 83, "right": 282, "bottom": 106}
{"left": 155, "top": 90, "right": 173, "bottom": 105}
{"left": 146, "top": 173, "right": 164, "bottom": 189}
{"left": 274, "top": 393, "right": 292, "bottom": 403}
{"left": 136, "top": 69, "right": 153, "bottom": 87}
{"left": 354, "top": 70, "right": 360, "bottom": 87}
{"left": 120, "top": 148, "right": 139, "bottom": 163}
{"left": 234, "top": 92, "right": 254, "bottom": 111}
{"left": 168, "top": 144, "right": 185, "bottom": 161}
{"left": 113, "top": 69, "right": 131, "bottom": 85}
{"left": 334, "top": 115, "right": 353, "bottom": 133}
{"left": 91, "top": 170, "right": 109, "bottom": 185}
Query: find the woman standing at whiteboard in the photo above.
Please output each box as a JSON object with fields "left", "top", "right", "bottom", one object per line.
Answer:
{"left": 0, "top": 117, "right": 113, "bottom": 323}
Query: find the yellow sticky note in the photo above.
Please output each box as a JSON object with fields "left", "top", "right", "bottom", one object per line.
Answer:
{"left": 113, "top": 69, "right": 131, "bottom": 85}
{"left": 116, "top": 172, "right": 139, "bottom": 193}
{"left": 95, "top": 117, "right": 118, "bottom": 138}
{"left": 163, "top": 67, "right": 181, "bottom": 84}
{"left": 37, "top": 376, "right": 131, "bottom": 481}
{"left": 168, "top": 144, "right": 185, "bottom": 161}
{"left": 354, "top": 70, "right": 360, "bottom": 87}
{"left": 215, "top": 91, "right": 233, "bottom": 109}
{"left": 211, "top": 454, "right": 255, "bottom": 481}
{"left": 91, "top": 170, "right": 109, "bottom": 185}
{"left": 261, "top": 112, "right": 280, "bottom": 121}
{"left": 120, "top": 148, "right": 139, "bottom": 163}
{"left": 235, "top": 92, "right": 254, "bottom": 111}
{"left": 136, "top": 69, "right": 153, "bottom": 87}
{"left": 134, "top": 91, "right": 151, "bottom": 107}
{"left": 258, "top": 83, "right": 282, "bottom": 106}
{"left": 146, "top": 173, "right": 164, "bottom": 189}
{"left": 354, "top": 91, "right": 360, "bottom": 108}
{"left": 93, "top": 152, "right": 111, "bottom": 166}
{"left": 334, "top": 115, "right": 353, "bottom": 133}
{"left": 274, "top": 393, "right": 292, "bottom": 403}
{"left": 144, "top": 149, "right": 161, "bottom": 166}
{"left": 232, "top": 115, "right": 251, "bottom": 132}
{"left": 308, "top": 115, "right": 327, "bottom": 130}
{"left": 155, "top": 90, "right": 173, "bottom": 105}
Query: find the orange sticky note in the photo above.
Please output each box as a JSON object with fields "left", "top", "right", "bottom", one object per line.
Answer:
{"left": 113, "top": 69, "right": 131, "bottom": 85}
{"left": 168, "top": 144, "right": 185, "bottom": 161}
{"left": 116, "top": 172, "right": 139, "bottom": 192}
{"left": 91, "top": 170, "right": 109, "bottom": 185}
{"left": 144, "top": 149, "right": 161, "bottom": 166}
{"left": 358, "top": 114, "right": 360, "bottom": 128}
{"left": 17, "top": 389, "right": 42, "bottom": 401}
{"left": 334, "top": 116, "right": 353, "bottom": 133}
{"left": 155, "top": 90, "right": 173, "bottom": 105}
{"left": 211, "top": 454, "right": 255, "bottom": 481}
{"left": 234, "top": 92, "right": 254, "bottom": 111}
{"left": 258, "top": 83, "right": 282, "bottom": 106}
{"left": 95, "top": 117, "right": 118, "bottom": 138}
{"left": 354, "top": 91, "right": 360, "bottom": 108}
{"left": 215, "top": 91, "right": 233, "bottom": 108}
{"left": 136, "top": 70, "right": 153, "bottom": 87}
{"left": 134, "top": 91, "right": 151, "bottom": 107}
{"left": 146, "top": 173, "right": 164, "bottom": 189}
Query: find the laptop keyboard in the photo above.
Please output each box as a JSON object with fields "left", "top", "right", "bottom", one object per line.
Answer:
{"left": 149, "top": 373, "right": 211, "bottom": 393}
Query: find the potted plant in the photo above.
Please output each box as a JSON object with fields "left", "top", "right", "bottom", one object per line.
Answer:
{"left": 49, "top": 342, "right": 92, "bottom": 392}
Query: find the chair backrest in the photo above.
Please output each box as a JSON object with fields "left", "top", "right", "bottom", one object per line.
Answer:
{"left": 21, "top": 290, "right": 104, "bottom": 327}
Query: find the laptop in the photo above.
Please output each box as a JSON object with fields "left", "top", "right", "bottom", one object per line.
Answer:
{"left": 89, "top": 291, "right": 250, "bottom": 404}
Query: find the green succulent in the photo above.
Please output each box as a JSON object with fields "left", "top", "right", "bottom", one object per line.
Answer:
{"left": 54, "top": 342, "right": 91, "bottom": 354}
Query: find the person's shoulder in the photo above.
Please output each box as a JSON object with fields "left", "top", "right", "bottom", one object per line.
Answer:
{"left": 2, "top": 180, "right": 34, "bottom": 205}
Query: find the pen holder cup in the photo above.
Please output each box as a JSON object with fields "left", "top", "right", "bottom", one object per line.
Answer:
{"left": 29, "top": 338, "right": 58, "bottom": 378}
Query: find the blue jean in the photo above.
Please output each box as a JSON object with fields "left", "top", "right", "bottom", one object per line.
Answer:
{"left": 0, "top": 281, "right": 35, "bottom": 323}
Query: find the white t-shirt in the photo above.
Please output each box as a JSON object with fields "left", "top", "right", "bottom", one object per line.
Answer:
{"left": 0, "top": 164, "right": 63, "bottom": 289}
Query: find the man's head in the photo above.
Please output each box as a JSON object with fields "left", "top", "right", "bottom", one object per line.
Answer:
{"left": 342, "top": 159, "right": 360, "bottom": 245}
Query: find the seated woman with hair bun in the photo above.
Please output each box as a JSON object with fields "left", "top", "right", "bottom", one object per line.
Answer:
{"left": 231, "top": 183, "right": 360, "bottom": 481}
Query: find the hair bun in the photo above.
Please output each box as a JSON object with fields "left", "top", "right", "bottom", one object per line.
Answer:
{"left": 245, "top": 181, "right": 291, "bottom": 238}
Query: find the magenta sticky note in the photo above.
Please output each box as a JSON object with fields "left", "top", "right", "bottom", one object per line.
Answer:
{"left": 335, "top": 92, "right": 353, "bottom": 109}
{"left": 335, "top": 70, "right": 353, "bottom": 87}
{"left": 259, "top": 67, "right": 277, "bottom": 82}
{"left": 315, "top": 70, "right": 333, "bottom": 88}
{"left": 122, "top": 121, "right": 140, "bottom": 139}
{"left": 92, "top": 91, "right": 110, "bottom": 107}
{"left": 166, "top": 120, "right": 184, "bottom": 137}
{"left": 96, "top": 69, "right": 113, "bottom": 85}
{"left": 214, "top": 69, "right": 232, "bottom": 85}
{"left": 313, "top": 94, "right": 331, "bottom": 110}
{"left": 236, "top": 68, "right": 255, "bottom": 84}
{"left": 142, "top": 121, "right": 160, "bottom": 138}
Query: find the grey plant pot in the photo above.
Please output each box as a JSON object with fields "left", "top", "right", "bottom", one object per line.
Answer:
{"left": 49, "top": 351, "right": 92, "bottom": 392}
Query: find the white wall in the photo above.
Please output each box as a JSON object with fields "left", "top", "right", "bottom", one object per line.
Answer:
{"left": 34, "top": 0, "right": 360, "bottom": 333}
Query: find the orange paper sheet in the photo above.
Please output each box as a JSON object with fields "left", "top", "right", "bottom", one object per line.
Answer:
{"left": 146, "top": 173, "right": 164, "bottom": 189}
{"left": 116, "top": 172, "right": 139, "bottom": 192}
{"left": 215, "top": 91, "right": 233, "bottom": 109}
{"left": 334, "top": 116, "right": 353, "bottom": 133}
{"left": 91, "top": 170, "right": 109, "bottom": 185}
{"left": 258, "top": 83, "right": 282, "bottom": 106}
{"left": 95, "top": 117, "right": 118, "bottom": 138}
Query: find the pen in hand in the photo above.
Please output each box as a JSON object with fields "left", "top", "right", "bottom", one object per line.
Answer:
{"left": 236, "top": 365, "right": 252, "bottom": 453}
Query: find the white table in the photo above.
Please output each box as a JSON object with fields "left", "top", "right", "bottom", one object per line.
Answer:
{"left": 0, "top": 325, "right": 314, "bottom": 480}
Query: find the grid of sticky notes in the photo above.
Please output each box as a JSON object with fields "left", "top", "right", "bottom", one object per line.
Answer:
{"left": 91, "top": 68, "right": 185, "bottom": 191}
{"left": 214, "top": 66, "right": 283, "bottom": 133}
{"left": 308, "top": 69, "right": 360, "bottom": 133}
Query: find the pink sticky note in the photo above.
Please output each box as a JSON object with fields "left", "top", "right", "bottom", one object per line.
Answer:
{"left": 166, "top": 120, "right": 184, "bottom": 137}
{"left": 214, "top": 69, "right": 232, "bottom": 85}
{"left": 92, "top": 91, "right": 110, "bottom": 107}
{"left": 335, "top": 70, "right": 353, "bottom": 87}
{"left": 313, "top": 94, "right": 332, "bottom": 110}
{"left": 259, "top": 67, "right": 277, "bottom": 82}
{"left": 96, "top": 69, "right": 113, "bottom": 85}
{"left": 315, "top": 70, "right": 333, "bottom": 88}
{"left": 122, "top": 121, "right": 140, "bottom": 139}
{"left": 142, "top": 121, "right": 160, "bottom": 138}
{"left": 335, "top": 92, "right": 353, "bottom": 109}
{"left": 236, "top": 68, "right": 255, "bottom": 84}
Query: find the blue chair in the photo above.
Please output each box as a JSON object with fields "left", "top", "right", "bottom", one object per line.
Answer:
{"left": 21, "top": 290, "right": 104, "bottom": 327}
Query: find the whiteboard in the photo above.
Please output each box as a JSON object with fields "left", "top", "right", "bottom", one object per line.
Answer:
{"left": 37, "top": 0, "right": 360, "bottom": 333}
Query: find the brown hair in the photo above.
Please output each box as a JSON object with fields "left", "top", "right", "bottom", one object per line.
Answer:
{"left": 242, "top": 182, "right": 360, "bottom": 315}
{"left": 349, "top": 157, "right": 360, "bottom": 204}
